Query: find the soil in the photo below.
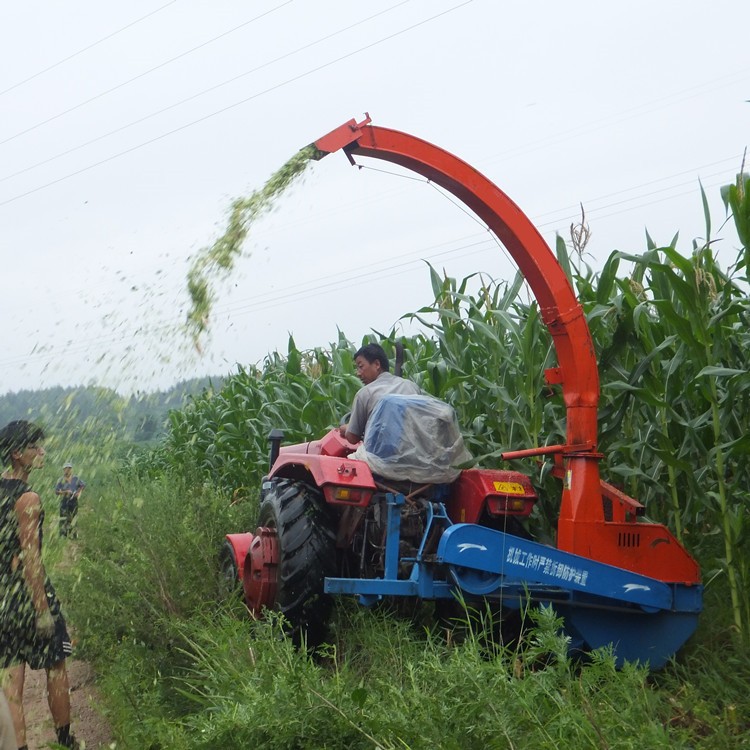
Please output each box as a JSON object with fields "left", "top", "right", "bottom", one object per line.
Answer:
{"left": 16, "top": 534, "right": 117, "bottom": 749}
{"left": 21, "top": 659, "right": 114, "bottom": 749}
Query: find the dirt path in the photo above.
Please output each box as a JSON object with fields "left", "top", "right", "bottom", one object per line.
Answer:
{"left": 21, "top": 659, "right": 114, "bottom": 750}
{"left": 17, "top": 536, "right": 117, "bottom": 748}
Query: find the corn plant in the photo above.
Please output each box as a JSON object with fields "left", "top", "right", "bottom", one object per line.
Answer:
{"left": 585, "top": 232, "right": 750, "bottom": 641}
{"left": 162, "top": 333, "right": 361, "bottom": 496}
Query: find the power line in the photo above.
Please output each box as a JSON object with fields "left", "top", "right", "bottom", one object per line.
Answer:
{"left": 533, "top": 159, "right": 745, "bottom": 225}
{"left": 555, "top": 175, "right": 733, "bottom": 229}
{"left": 0, "top": 0, "right": 473, "bottom": 208}
{"left": 0, "top": 0, "right": 412, "bottom": 186}
{"left": 7, "top": 164, "right": 735, "bottom": 372}
{"left": 215, "top": 238, "right": 497, "bottom": 318}
{"left": 14, "top": 146, "right": 741, "bottom": 307}
{"left": 0, "top": 159, "right": 740, "bottom": 378}
{"left": 0, "top": 1, "right": 294, "bottom": 148}
{"left": 481, "top": 68, "right": 750, "bottom": 169}
{"left": 0, "top": 1, "right": 178, "bottom": 97}
{"left": 531, "top": 156, "right": 745, "bottom": 221}
{"left": 2, "top": 1, "right": 740, "bottom": 219}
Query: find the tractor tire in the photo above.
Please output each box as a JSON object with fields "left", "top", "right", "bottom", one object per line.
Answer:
{"left": 218, "top": 540, "right": 241, "bottom": 598}
{"left": 258, "top": 478, "right": 337, "bottom": 647}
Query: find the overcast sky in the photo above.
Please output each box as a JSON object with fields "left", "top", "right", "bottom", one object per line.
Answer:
{"left": 1, "top": 0, "right": 748, "bottom": 397}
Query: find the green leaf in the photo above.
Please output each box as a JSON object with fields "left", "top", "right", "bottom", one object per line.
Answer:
{"left": 555, "top": 234, "right": 573, "bottom": 285}
{"left": 596, "top": 252, "right": 620, "bottom": 304}
{"left": 351, "top": 686, "right": 368, "bottom": 708}
{"left": 700, "top": 180, "right": 711, "bottom": 241}
{"left": 695, "top": 366, "right": 746, "bottom": 378}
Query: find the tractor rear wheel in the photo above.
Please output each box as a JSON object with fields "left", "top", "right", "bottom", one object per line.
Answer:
{"left": 255, "top": 478, "right": 337, "bottom": 647}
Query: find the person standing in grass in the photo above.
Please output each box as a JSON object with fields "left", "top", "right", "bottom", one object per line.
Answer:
{"left": 55, "top": 462, "right": 85, "bottom": 539}
{"left": 0, "top": 420, "right": 79, "bottom": 750}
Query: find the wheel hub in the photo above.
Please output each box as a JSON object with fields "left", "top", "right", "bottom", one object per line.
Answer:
{"left": 242, "top": 526, "right": 279, "bottom": 616}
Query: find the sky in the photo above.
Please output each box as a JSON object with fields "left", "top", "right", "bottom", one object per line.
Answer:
{"left": 1, "top": 0, "right": 748, "bottom": 397}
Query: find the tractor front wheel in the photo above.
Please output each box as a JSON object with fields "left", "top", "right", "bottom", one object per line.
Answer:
{"left": 248, "top": 478, "right": 336, "bottom": 646}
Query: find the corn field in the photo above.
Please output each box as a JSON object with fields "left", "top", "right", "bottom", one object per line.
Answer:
{"left": 147, "top": 178, "right": 750, "bottom": 641}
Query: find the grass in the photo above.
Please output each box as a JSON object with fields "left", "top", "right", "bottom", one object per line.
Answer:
{"left": 46, "top": 176, "right": 750, "bottom": 747}
{"left": 52, "top": 470, "right": 750, "bottom": 750}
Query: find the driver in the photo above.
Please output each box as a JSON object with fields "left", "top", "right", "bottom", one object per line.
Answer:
{"left": 340, "top": 344, "right": 421, "bottom": 444}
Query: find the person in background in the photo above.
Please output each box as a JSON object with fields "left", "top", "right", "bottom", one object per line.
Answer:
{"left": 339, "top": 343, "right": 421, "bottom": 444}
{"left": 0, "top": 420, "right": 79, "bottom": 750}
{"left": 55, "top": 462, "right": 85, "bottom": 539}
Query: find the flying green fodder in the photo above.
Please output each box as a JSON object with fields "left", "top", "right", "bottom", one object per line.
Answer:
{"left": 186, "top": 144, "right": 321, "bottom": 348}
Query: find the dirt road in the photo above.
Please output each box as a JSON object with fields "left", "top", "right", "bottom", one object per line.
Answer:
{"left": 21, "top": 659, "right": 113, "bottom": 750}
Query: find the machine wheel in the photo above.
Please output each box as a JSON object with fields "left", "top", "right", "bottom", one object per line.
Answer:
{"left": 256, "top": 478, "right": 337, "bottom": 647}
{"left": 218, "top": 540, "right": 241, "bottom": 598}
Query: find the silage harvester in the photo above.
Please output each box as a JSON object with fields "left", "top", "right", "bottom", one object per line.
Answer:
{"left": 223, "top": 115, "right": 702, "bottom": 668}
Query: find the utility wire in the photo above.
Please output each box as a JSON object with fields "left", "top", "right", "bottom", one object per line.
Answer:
{"left": 481, "top": 68, "right": 750, "bottom": 168}
{"left": 215, "top": 239, "right": 495, "bottom": 318}
{"left": 0, "top": 0, "right": 412, "bottom": 185}
{"left": 0, "top": 0, "right": 294, "bottom": 147}
{"left": 532, "top": 163, "right": 744, "bottom": 230}
{"left": 0, "top": 1, "right": 178, "bottom": 98}
{"left": 6, "top": 162, "right": 738, "bottom": 371}
{"left": 7, "top": 148, "right": 741, "bottom": 308}
{"left": 2, "top": 2, "right": 740, "bottom": 214}
{"left": 0, "top": 0, "right": 473, "bottom": 208}
{"left": 0, "top": 158, "right": 737, "bottom": 376}
{"left": 543, "top": 175, "right": 732, "bottom": 229}
{"left": 530, "top": 155, "right": 745, "bottom": 222}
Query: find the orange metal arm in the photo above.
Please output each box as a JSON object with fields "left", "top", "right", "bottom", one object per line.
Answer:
{"left": 311, "top": 115, "right": 701, "bottom": 581}
{"left": 313, "top": 116, "right": 607, "bottom": 546}
{"left": 313, "top": 117, "right": 599, "bottom": 450}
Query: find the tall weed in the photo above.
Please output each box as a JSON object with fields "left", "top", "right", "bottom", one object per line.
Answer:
{"left": 59, "top": 473, "right": 252, "bottom": 660}
{"left": 56, "top": 457, "right": 750, "bottom": 749}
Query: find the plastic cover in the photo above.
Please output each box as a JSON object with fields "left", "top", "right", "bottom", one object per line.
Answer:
{"left": 350, "top": 394, "right": 473, "bottom": 483}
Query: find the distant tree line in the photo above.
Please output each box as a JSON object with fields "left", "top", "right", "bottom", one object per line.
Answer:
{"left": 0, "top": 377, "right": 222, "bottom": 444}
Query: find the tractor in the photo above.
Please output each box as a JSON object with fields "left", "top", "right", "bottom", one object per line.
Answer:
{"left": 222, "top": 115, "right": 702, "bottom": 668}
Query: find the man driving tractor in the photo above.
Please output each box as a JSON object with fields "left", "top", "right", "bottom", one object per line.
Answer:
{"left": 339, "top": 343, "right": 421, "bottom": 444}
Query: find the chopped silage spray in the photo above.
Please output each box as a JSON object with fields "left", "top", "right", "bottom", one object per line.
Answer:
{"left": 186, "top": 143, "right": 320, "bottom": 350}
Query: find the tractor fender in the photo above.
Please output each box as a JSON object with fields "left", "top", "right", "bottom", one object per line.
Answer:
{"left": 270, "top": 452, "right": 377, "bottom": 492}
{"left": 225, "top": 532, "right": 255, "bottom": 580}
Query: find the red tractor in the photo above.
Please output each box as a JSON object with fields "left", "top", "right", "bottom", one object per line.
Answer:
{"left": 223, "top": 116, "right": 702, "bottom": 668}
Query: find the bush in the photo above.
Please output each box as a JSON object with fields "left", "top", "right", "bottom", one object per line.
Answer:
{"left": 60, "top": 472, "right": 255, "bottom": 660}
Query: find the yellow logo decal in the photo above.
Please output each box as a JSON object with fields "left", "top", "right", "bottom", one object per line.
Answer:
{"left": 493, "top": 481, "right": 525, "bottom": 495}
